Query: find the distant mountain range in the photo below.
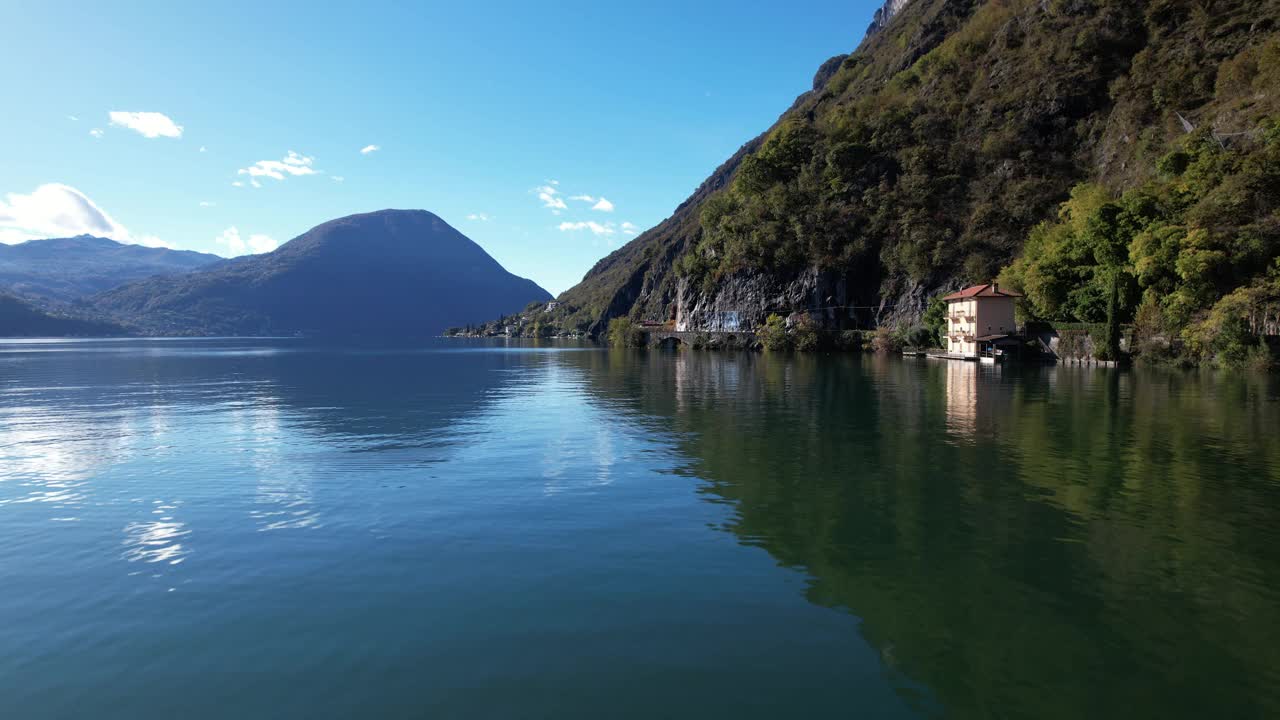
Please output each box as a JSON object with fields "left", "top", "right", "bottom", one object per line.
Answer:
{"left": 0, "top": 210, "right": 550, "bottom": 338}
{"left": 0, "top": 235, "right": 221, "bottom": 303}
{"left": 93, "top": 210, "right": 551, "bottom": 337}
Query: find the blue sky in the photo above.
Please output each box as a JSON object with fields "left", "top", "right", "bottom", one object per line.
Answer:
{"left": 1, "top": 0, "right": 881, "bottom": 294}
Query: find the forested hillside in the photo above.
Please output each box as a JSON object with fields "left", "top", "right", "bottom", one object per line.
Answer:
{"left": 0, "top": 294, "right": 123, "bottom": 337}
{"left": 526, "top": 0, "right": 1279, "bottom": 364}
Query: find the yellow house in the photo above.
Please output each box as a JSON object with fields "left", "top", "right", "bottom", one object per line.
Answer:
{"left": 942, "top": 283, "right": 1020, "bottom": 359}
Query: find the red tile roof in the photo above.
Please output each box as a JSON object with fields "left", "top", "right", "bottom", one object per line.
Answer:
{"left": 942, "top": 283, "right": 1022, "bottom": 301}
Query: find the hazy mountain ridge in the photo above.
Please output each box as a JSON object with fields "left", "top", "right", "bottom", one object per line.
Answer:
{"left": 0, "top": 235, "right": 221, "bottom": 303}
{"left": 94, "top": 209, "right": 552, "bottom": 337}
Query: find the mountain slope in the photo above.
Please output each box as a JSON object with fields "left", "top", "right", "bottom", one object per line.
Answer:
{"left": 0, "top": 293, "right": 124, "bottom": 337}
{"left": 538, "top": 0, "right": 1280, "bottom": 341}
{"left": 94, "top": 210, "right": 551, "bottom": 336}
{"left": 0, "top": 236, "right": 221, "bottom": 303}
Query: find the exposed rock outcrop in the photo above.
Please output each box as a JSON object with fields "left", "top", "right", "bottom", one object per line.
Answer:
{"left": 675, "top": 267, "right": 885, "bottom": 333}
{"left": 866, "top": 0, "right": 912, "bottom": 35}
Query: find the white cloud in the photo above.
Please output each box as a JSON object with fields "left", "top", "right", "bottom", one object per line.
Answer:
{"left": 0, "top": 183, "right": 171, "bottom": 247}
{"left": 108, "top": 111, "right": 183, "bottom": 138}
{"left": 89, "top": 128, "right": 104, "bottom": 139}
{"left": 67, "top": 115, "right": 79, "bottom": 121}
{"left": 231, "top": 181, "right": 244, "bottom": 187}
{"left": 564, "top": 191, "right": 615, "bottom": 211}
{"left": 199, "top": 146, "right": 207, "bottom": 153}
{"left": 558, "top": 220, "right": 616, "bottom": 237}
{"left": 331, "top": 175, "right": 344, "bottom": 182}
{"left": 467, "top": 213, "right": 490, "bottom": 221}
{"left": 199, "top": 201, "right": 215, "bottom": 207}
{"left": 214, "top": 226, "right": 278, "bottom": 257}
{"left": 360, "top": 144, "right": 380, "bottom": 155}
{"left": 536, "top": 184, "right": 567, "bottom": 211}
{"left": 237, "top": 151, "right": 319, "bottom": 184}
{"left": 621, "top": 221, "right": 639, "bottom": 235}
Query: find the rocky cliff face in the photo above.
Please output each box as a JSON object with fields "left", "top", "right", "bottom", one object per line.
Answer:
{"left": 673, "top": 266, "right": 951, "bottom": 333}
{"left": 866, "top": 0, "right": 912, "bottom": 35}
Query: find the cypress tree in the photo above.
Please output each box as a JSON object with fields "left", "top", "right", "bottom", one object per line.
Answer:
{"left": 1104, "top": 271, "right": 1121, "bottom": 360}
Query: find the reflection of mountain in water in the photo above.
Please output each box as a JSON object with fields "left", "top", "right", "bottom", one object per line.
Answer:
{"left": 563, "top": 350, "right": 1280, "bottom": 719}
{"left": 0, "top": 339, "right": 551, "bottom": 569}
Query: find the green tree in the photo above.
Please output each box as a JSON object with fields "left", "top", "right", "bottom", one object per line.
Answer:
{"left": 607, "top": 317, "right": 642, "bottom": 348}
{"left": 921, "top": 295, "right": 948, "bottom": 347}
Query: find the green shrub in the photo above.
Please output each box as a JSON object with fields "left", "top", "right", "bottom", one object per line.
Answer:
{"left": 758, "top": 314, "right": 790, "bottom": 351}
{"left": 904, "top": 323, "right": 936, "bottom": 349}
{"left": 607, "top": 317, "right": 643, "bottom": 348}
{"left": 871, "top": 327, "right": 903, "bottom": 354}
{"left": 1246, "top": 343, "right": 1278, "bottom": 372}
{"left": 837, "top": 330, "right": 864, "bottom": 351}
{"left": 792, "top": 314, "right": 821, "bottom": 351}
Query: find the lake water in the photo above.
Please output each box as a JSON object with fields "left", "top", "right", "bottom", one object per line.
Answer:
{"left": 2, "top": 338, "right": 1278, "bottom": 719}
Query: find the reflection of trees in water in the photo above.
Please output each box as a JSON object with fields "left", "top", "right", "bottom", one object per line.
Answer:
{"left": 563, "top": 349, "right": 1280, "bottom": 719}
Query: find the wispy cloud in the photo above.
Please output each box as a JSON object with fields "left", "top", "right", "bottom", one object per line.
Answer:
{"left": 199, "top": 201, "right": 215, "bottom": 207}
{"left": 621, "top": 221, "right": 639, "bottom": 235}
{"left": 108, "top": 111, "right": 183, "bottom": 139}
{"left": 89, "top": 128, "right": 104, "bottom": 139}
{"left": 67, "top": 115, "right": 79, "bottom": 122}
{"left": 0, "top": 183, "right": 170, "bottom": 247}
{"left": 558, "top": 220, "right": 616, "bottom": 237}
{"left": 199, "top": 146, "right": 207, "bottom": 153}
{"left": 237, "top": 151, "right": 319, "bottom": 184}
{"left": 214, "top": 226, "right": 278, "bottom": 257}
{"left": 565, "top": 190, "right": 615, "bottom": 211}
{"left": 467, "top": 213, "right": 491, "bottom": 221}
{"left": 331, "top": 175, "right": 344, "bottom": 183}
{"left": 537, "top": 184, "right": 567, "bottom": 212}
{"left": 360, "top": 144, "right": 380, "bottom": 155}
{"left": 231, "top": 181, "right": 245, "bottom": 187}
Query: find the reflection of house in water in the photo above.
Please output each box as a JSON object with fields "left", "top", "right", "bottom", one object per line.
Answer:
{"left": 944, "top": 361, "right": 979, "bottom": 435}
{"left": 943, "top": 361, "right": 1009, "bottom": 438}
{"left": 942, "top": 283, "right": 1021, "bottom": 360}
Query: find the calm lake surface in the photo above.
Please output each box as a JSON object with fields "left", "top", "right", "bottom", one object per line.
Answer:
{"left": 2, "top": 338, "right": 1279, "bottom": 719}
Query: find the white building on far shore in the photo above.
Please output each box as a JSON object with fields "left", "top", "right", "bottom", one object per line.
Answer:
{"left": 942, "top": 283, "right": 1020, "bottom": 358}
